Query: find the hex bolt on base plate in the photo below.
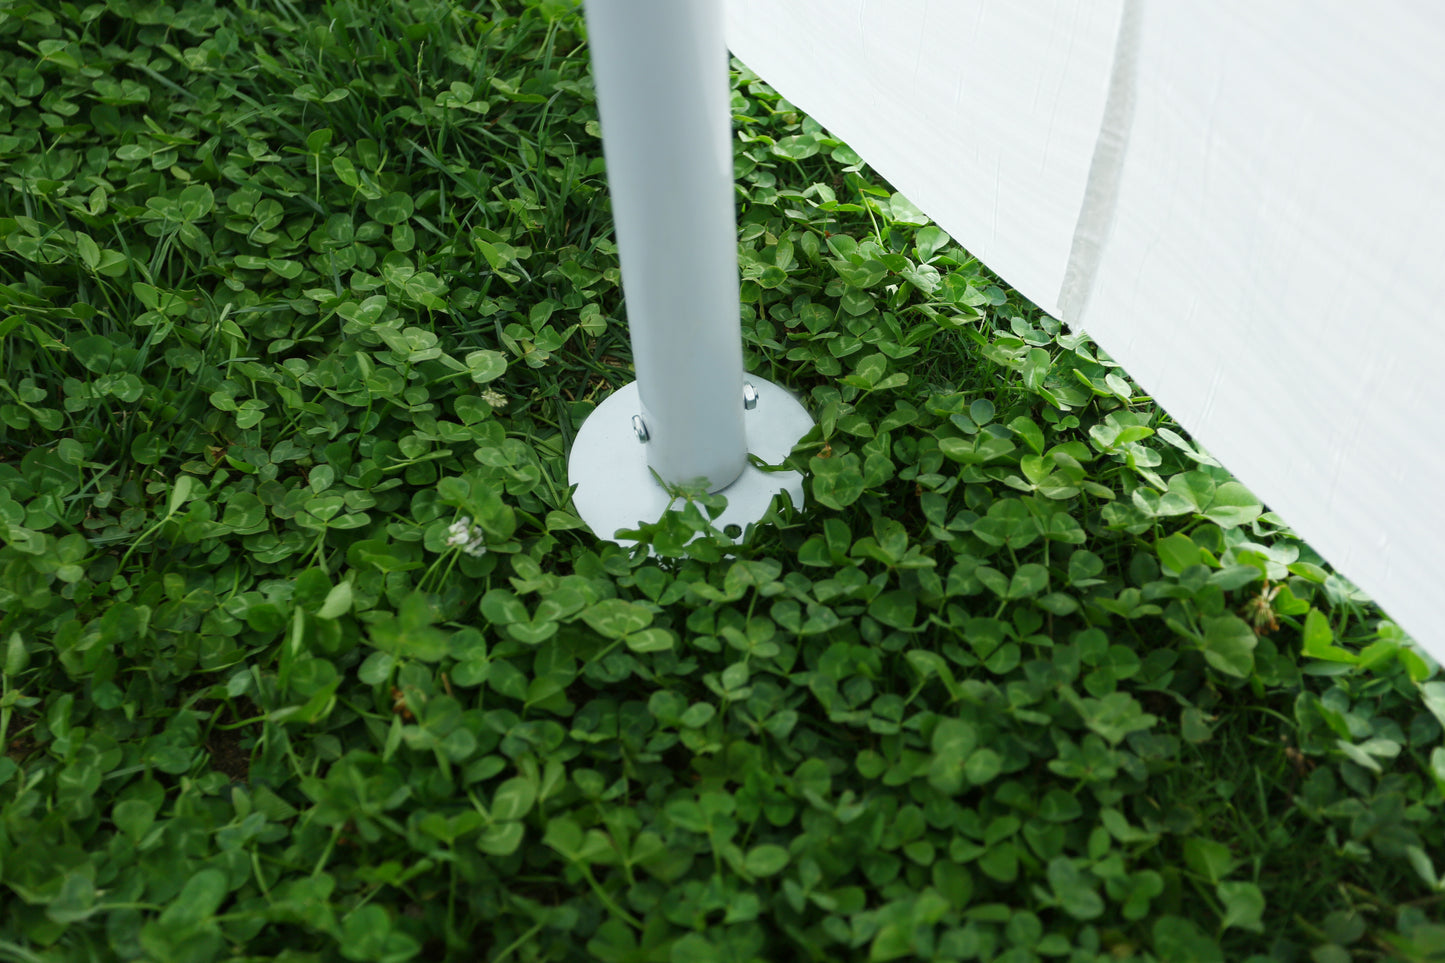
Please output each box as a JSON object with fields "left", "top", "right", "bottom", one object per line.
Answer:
{"left": 567, "top": 377, "right": 813, "bottom": 544}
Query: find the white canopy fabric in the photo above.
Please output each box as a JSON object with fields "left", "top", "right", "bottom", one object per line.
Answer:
{"left": 725, "top": 0, "right": 1445, "bottom": 661}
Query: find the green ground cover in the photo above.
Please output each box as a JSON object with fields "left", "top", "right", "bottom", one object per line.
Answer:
{"left": 1, "top": 1, "right": 1443, "bottom": 960}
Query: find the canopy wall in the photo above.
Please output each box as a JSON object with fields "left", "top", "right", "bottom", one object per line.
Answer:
{"left": 726, "top": 0, "right": 1445, "bottom": 660}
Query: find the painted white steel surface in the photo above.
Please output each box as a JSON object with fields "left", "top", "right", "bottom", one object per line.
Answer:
{"left": 725, "top": 0, "right": 1445, "bottom": 660}
{"left": 568, "top": 379, "right": 811, "bottom": 543}
{"left": 584, "top": 0, "right": 747, "bottom": 492}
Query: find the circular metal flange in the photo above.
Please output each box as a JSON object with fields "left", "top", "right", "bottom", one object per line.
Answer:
{"left": 567, "top": 377, "right": 813, "bottom": 544}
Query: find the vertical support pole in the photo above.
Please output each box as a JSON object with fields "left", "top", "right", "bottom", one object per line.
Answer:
{"left": 567, "top": 0, "right": 814, "bottom": 542}
{"left": 582, "top": 0, "right": 747, "bottom": 493}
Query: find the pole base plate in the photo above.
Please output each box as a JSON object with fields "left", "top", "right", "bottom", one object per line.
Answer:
{"left": 567, "top": 377, "right": 813, "bottom": 544}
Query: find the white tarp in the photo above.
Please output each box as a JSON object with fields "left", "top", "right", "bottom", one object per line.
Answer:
{"left": 726, "top": 0, "right": 1445, "bottom": 661}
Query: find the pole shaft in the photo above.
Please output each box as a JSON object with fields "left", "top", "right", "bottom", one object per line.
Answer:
{"left": 584, "top": 0, "right": 748, "bottom": 492}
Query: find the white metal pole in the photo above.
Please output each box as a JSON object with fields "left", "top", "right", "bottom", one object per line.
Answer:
{"left": 567, "top": 0, "right": 814, "bottom": 542}
{"left": 582, "top": 0, "right": 747, "bottom": 492}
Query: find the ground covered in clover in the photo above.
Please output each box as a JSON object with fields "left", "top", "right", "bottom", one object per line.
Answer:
{"left": 0, "top": 1, "right": 1443, "bottom": 961}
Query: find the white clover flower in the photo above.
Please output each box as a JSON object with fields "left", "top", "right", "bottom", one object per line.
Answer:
{"left": 445, "top": 515, "right": 488, "bottom": 556}
{"left": 445, "top": 516, "right": 473, "bottom": 547}
{"left": 481, "top": 388, "right": 508, "bottom": 409}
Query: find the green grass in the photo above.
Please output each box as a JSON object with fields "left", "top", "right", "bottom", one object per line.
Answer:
{"left": 1, "top": 1, "right": 1443, "bottom": 960}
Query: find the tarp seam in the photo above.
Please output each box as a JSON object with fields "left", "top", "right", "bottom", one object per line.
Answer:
{"left": 1057, "top": 0, "right": 1142, "bottom": 325}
